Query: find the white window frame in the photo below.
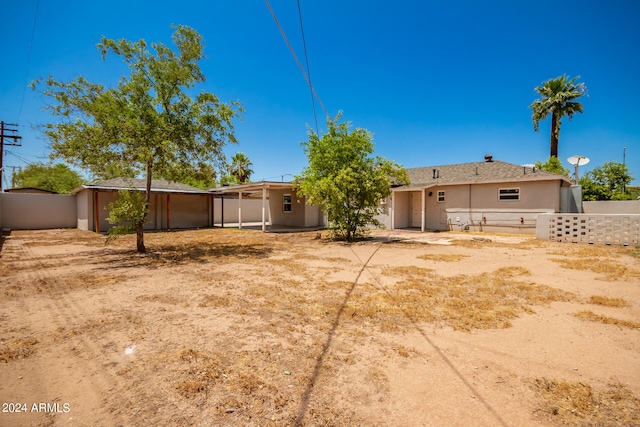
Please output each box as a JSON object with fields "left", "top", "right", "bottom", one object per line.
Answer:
{"left": 498, "top": 188, "right": 520, "bottom": 201}
{"left": 437, "top": 190, "right": 445, "bottom": 202}
{"left": 283, "top": 194, "right": 292, "bottom": 212}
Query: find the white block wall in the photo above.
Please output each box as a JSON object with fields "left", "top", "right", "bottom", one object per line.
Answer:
{"left": 537, "top": 214, "right": 640, "bottom": 246}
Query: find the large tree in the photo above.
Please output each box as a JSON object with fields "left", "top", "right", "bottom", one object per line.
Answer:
{"left": 36, "top": 25, "right": 242, "bottom": 252}
{"left": 530, "top": 75, "right": 586, "bottom": 158}
{"left": 11, "top": 162, "right": 85, "bottom": 194}
{"left": 579, "top": 161, "right": 633, "bottom": 201}
{"left": 229, "top": 152, "right": 253, "bottom": 184}
{"left": 295, "top": 114, "right": 408, "bottom": 242}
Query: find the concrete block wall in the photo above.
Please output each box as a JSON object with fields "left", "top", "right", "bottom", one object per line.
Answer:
{"left": 537, "top": 213, "right": 640, "bottom": 246}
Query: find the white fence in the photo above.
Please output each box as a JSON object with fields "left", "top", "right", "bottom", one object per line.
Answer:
{"left": 536, "top": 213, "right": 640, "bottom": 246}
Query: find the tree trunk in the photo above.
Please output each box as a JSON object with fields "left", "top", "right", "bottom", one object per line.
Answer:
{"left": 136, "top": 224, "right": 146, "bottom": 253}
{"left": 549, "top": 110, "right": 559, "bottom": 158}
{"left": 135, "top": 161, "right": 154, "bottom": 254}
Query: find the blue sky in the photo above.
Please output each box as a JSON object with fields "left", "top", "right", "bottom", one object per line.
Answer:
{"left": 2, "top": 0, "right": 639, "bottom": 186}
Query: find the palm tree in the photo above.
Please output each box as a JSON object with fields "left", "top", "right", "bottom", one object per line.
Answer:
{"left": 230, "top": 152, "right": 253, "bottom": 184}
{"left": 529, "top": 75, "right": 587, "bottom": 158}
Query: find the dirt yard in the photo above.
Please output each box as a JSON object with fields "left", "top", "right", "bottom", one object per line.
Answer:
{"left": 1, "top": 228, "right": 639, "bottom": 426}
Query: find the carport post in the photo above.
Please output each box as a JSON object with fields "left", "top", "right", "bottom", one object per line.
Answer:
{"left": 261, "top": 186, "right": 266, "bottom": 232}
{"left": 390, "top": 192, "right": 395, "bottom": 230}
{"left": 421, "top": 188, "right": 426, "bottom": 232}
{"left": 94, "top": 191, "right": 100, "bottom": 233}
{"left": 238, "top": 191, "right": 242, "bottom": 229}
{"left": 167, "top": 194, "right": 171, "bottom": 230}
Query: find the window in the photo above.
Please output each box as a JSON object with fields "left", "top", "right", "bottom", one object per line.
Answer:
{"left": 437, "top": 191, "right": 445, "bottom": 202}
{"left": 283, "top": 194, "right": 292, "bottom": 212}
{"left": 499, "top": 188, "right": 520, "bottom": 201}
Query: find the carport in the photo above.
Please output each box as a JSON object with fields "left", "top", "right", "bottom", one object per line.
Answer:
{"left": 209, "top": 181, "right": 325, "bottom": 232}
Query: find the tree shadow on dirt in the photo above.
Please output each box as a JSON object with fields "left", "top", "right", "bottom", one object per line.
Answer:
{"left": 91, "top": 242, "right": 274, "bottom": 270}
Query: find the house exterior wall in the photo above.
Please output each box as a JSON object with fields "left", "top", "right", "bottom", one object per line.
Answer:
{"left": 392, "top": 180, "right": 563, "bottom": 233}
{"left": 375, "top": 196, "right": 393, "bottom": 229}
{"left": 269, "top": 188, "right": 307, "bottom": 227}
{"left": 167, "top": 194, "right": 209, "bottom": 229}
{"left": 77, "top": 189, "right": 212, "bottom": 232}
{"left": 304, "top": 203, "right": 323, "bottom": 227}
{"left": 393, "top": 191, "right": 410, "bottom": 229}
{"left": 0, "top": 193, "right": 77, "bottom": 229}
{"left": 77, "top": 189, "right": 90, "bottom": 230}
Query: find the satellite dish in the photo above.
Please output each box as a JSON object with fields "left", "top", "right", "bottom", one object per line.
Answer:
{"left": 567, "top": 155, "right": 590, "bottom": 183}
{"left": 567, "top": 155, "right": 590, "bottom": 166}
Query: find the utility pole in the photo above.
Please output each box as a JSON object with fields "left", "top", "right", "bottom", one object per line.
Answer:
{"left": 0, "top": 121, "right": 23, "bottom": 192}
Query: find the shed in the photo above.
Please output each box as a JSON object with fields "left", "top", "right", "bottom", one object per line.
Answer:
{"left": 71, "top": 178, "right": 213, "bottom": 232}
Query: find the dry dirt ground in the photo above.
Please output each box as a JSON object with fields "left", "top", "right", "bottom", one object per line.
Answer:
{"left": 1, "top": 228, "right": 639, "bottom": 427}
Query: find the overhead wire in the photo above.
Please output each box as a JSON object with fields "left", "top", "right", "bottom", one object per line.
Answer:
{"left": 295, "top": 0, "right": 319, "bottom": 134}
{"left": 265, "top": 0, "right": 330, "bottom": 130}
{"left": 17, "top": 0, "right": 40, "bottom": 123}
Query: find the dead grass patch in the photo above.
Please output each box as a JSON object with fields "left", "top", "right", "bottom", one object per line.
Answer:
{"left": 588, "top": 295, "right": 630, "bottom": 307}
{"left": 174, "top": 348, "right": 225, "bottom": 398}
{"left": 417, "top": 253, "right": 468, "bottom": 262}
{"left": 199, "top": 294, "right": 232, "bottom": 308}
{"left": 136, "top": 293, "right": 183, "bottom": 305}
{"left": 532, "top": 377, "right": 640, "bottom": 426}
{"left": 51, "top": 313, "right": 142, "bottom": 341}
{"left": 0, "top": 337, "right": 38, "bottom": 363}
{"left": 574, "top": 310, "right": 640, "bottom": 329}
{"left": 550, "top": 257, "right": 640, "bottom": 281}
{"left": 368, "top": 266, "right": 575, "bottom": 331}
{"left": 451, "top": 236, "right": 543, "bottom": 250}
{"left": 35, "top": 273, "right": 126, "bottom": 293}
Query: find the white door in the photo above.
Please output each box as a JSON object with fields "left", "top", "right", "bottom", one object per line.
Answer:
{"left": 411, "top": 192, "right": 422, "bottom": 227}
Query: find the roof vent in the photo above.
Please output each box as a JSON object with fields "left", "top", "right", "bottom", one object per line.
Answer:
{"left": 432, "top": 169, "right": 440, "bottom": 179}
{"left": 484, "top": 154, "right": 493, "bottom": 163}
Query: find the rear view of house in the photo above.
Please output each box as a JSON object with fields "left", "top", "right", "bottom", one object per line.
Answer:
{"left": 383, "top": 156, "right": 576, "bottom": 233}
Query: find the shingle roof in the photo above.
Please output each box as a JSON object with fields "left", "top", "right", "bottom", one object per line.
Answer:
{"left": 73, "top": 178, "right": 207, "bottom": 194}
{"left": 401, "top": 160, "right": 571, "bottom": 189}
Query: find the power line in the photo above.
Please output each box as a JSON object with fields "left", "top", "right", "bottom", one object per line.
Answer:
{"left": 296, "top": 0, "right": 319, "bottom": 134}
{"left": 17, "top": 0, "right": 40, "bottom": 123}
{"left": 265, "top": 0, "right": 330, "bottom": 127}
{"left": 0, "top": 122, "right": 23, "bottom": 192}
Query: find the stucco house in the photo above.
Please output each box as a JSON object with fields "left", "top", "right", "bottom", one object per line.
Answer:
{"left": 382, "top": 156, "right": 576, "bottom": 233}
{"left": 71, "top": 178, "right": 213, "bottom": 232}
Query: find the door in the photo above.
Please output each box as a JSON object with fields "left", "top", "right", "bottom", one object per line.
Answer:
{"left": 411, "top": 192, "right": 422, "bottom": 227}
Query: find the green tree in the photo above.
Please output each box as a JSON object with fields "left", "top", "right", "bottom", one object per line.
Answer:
{"left": 534, "top": 157, "right": 570, "bottom": 177}
{"left": 579, "top": 161, "right": 633, "bottom": 201}
{"left": 35, "top": 25, "right": 242, "bottom": 252}
{"left": 11, "top": 162, "right": 85, "bottom": 194}
{"left": 295, "top": 114, "right": 408, "bottom": 242}
{"left": 530, "top": 75, "right": 586, "bottom": 158}
{"left": 229, "top": 152, "right": 253, "bottom": 184}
